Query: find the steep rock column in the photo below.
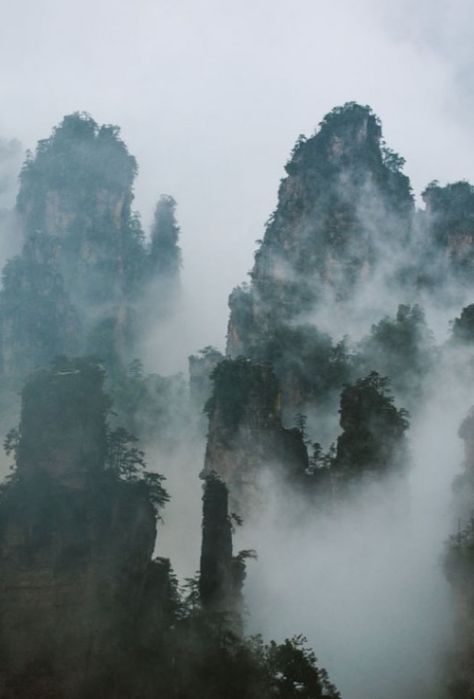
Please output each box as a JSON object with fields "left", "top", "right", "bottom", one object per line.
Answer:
{"left": 0, "top": 358, "right": 158, "bottom": 699}
{"left": 199, "top": 474, "right": 235, "bottom": 613}
{"left": 203, "top": 358, "right": 308, "bottom": 515}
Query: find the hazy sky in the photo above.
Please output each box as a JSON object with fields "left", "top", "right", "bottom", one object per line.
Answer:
{"left": 1, "top": 0, "right": 473, "bottom": 361}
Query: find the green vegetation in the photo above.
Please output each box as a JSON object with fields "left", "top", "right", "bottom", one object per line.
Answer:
{"left": 228, "top": 102, "right": 415, "bottom": 405}
{"left": 0, "top": 358, "right": 340, "bottom": 699}
{"left": 205, "top": 357, "right": 279, "bottom": 431}
{"left": 2, "top": 357, "right": 169, "bottom": 520}
{"left": 357, "top": 304, "right": 435, "bottom": 403}
{"left": 149, "top": 194, "right": 182, "bottom": 278}
{"left": 422, "top": 180, "right": 474, "bottom": 281}
{"left": 0, "top": 112, "right": 183, "bottom": 385}
{"left": 452, "top": 304, "right": 474, "bottom": 343}
{"left": 247, "top": 323, "right": 351, "bottom": 408}
{"left": 332, "top": 372, "right": 409, "bottom": 479}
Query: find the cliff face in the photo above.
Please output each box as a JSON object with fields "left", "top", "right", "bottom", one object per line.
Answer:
{"left": 227, "top": 103, "right": 414, "bottom": 359}
{"left": 189, "top": 346, "right": 225, "bottom": 412}
{"left": 203, "top": 358, "right": 308, "bottom": 514}
{"left": 435, "top": 398, "right": 474, "bottom": 699}
{"left": 0, "top": 114, "right": 141, "bottom": 376}
{"left": 199, "top": 473, "right": 246, "bottom": 632}
{"left": 0, "top": 479, "right": 156, "bottom": 698}
{"left": 421, "top": 181, "right": 474, "bottom": 287}
{"left": 224, "top": 103, "right": 417, "bottom": 425}
{"left": 445, "top": 408, "right": 474, "bottom": 699}
{"left": 0, "top": 357, "right": 341, "bottom": 699}
{"left": 0, "top": 113, "right": 181, "bottom": 380}
{"left": 0, "top": 359, "right": 164, "bottom": 698}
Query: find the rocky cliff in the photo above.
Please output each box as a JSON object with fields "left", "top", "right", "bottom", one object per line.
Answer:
{"left": 0, "top": 113, "right": 182, "bottom": 379}
{"left": 0, "top": 357, "right": 339, "bottom": 699}
{"left": 421, "top": 181, "right": 474, "bottom": 289}
{"left": 444, "top": 406, "right": 474, "bottom": 698}
{"left": 227, "top": 102, "right": 414, "bottom": 360}
{"left": 0, "top": 358, "right": 170, "bottom": 698}
{"left": 199, "top": 473, "right": 248, "bottom": 633}
{"left": 203, "top": 358, "right": 308, "bottom": 514}
{"left": 223, "top": 103, "right": 420, "bottom": 429}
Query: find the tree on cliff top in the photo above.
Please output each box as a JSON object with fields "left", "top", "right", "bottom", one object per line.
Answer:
{"left": 150, "top": 194, "right": 182, "bottom": 278}
{"left": 333, "top": 371, "right": 409, "bottom": 478}
{"left": 18, "top": 112, "right": 137, "bottom": 214}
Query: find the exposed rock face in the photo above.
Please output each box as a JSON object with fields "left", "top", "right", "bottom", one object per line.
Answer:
{"left": 0, "top": 359, "right": 165, "bottom": 698}
{"left": 203, "top": 358, "right": 308, "bottom": 514}
{"left": 444, "top": 408, "right": 474, "bottom": 698}
{"left": 452, "top": 407, "right": 474, "bottom": 522}
{"left": 422, "top": 181, "right": 474, "bottom": 286}
{"left": 224, "top": 103, "right": 416, "bottom": 426}
{"left": 16, "top": 358, "right": 110, "bottom": 488}
{"left": 227, "top": 102, "right": 414, "bottom": 359}
{"left": 0, "top": 113, "right": 176, "bottom": 379}
{"left": 189, "top": 346, "right": 225, "bottom": 411}
{"left": 199, "top": 474, "right": 243, "bottom": 623}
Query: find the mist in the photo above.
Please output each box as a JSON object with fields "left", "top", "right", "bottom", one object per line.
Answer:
{"left": 235, "top": 339, "right": 471, "bottom": 698}
{"left": 0, "top": 2, "right": 474, "bottom": 698}
{"left": 2, "top": 0, "right": 474, "bottom": 359}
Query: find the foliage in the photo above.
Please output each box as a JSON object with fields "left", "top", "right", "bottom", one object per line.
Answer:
{"left": 205, "top": 357, "right": 279, "bottom": 431}
{"left": 3, "top": 427, "right": 20, "bottom": 459}
{"left": 149, "top": 194, "right": 182, "bottom": 277}
{"left": 0, "top": 112, "right": 182, "bottom": 383}
{"left": 262, "top": 635, "right": 341, "bottom": 698}
{"left": 247, "top": 324, "right": 352, "bottom": 407}
{"left": 2, "top": 358, "right": 169, "bottom": 521}
{"left": 357, "top": 304, "right": 435, "bottom": 403}
{"left": 229, "top": 102, "right": 414, "bottom": 387}
{"left": 170, "top": 629, "right": 341, "bottom": 699}
{"left": 381, "top": 143, "right": 406, "bottom": 172}
{"left": 422, "top": 180, "right": 474, "bottom": 278}
{"left": 452, "top": 304, "right": 474, "bottom": 343}
{"left": 17, "top": 113, "right": 137, "bottom": 249}
{"left": 106, "top": 427, "right": 169, "bottom": 518}
{"left": 0, "top": 234, "right": 80, "bottom": 376}
{"left": 333, "top": 371, "right": 409, "bottom": 478}
{"left": 189, "top": 345, "right": 224, "bottom": 411}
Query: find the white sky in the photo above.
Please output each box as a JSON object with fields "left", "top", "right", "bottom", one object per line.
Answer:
{"left": 0, "top": 0, "right": 473, "bottom": 357}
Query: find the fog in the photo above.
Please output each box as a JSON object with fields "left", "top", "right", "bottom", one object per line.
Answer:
{"left": 236, "top": 340, "right": 471, "bottom": 698}
{"left": 1, "top": 0, "right": 474, "bottom": 361}
{"left": 1, "top": 2, "right": 474, "bottom": 697}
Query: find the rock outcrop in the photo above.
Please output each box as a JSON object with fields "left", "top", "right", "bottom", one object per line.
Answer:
{"left": 203, "top": 358, "right": 308, "bottom": 514}
{"left": 227, "top": 102, "right": 414, "bottom": 360}
{"left": 149, "top": 194, "right": 182, "bottom": 316}
{"left": 0, "top": 358, "right": 169, "bottom": 698}
{"left": 189, "top": 346, "right": 225, "bottom": 412}
{"left": 0, "top": 113, "right": 181, "bottom": 379}
{"left": 444, "top": 407, "right": 474, "bottom": 698}
{"left": 331, "top": 372, "right": 409, "bottom": 480}
{"left": 199, "top": 474, "right": 246, "bottom": 631}
{"left": 223, "top": 103, "right": 419, "bottom": 427}
{"left": 421, "top": 181, "right": 474, "bottom": 288}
